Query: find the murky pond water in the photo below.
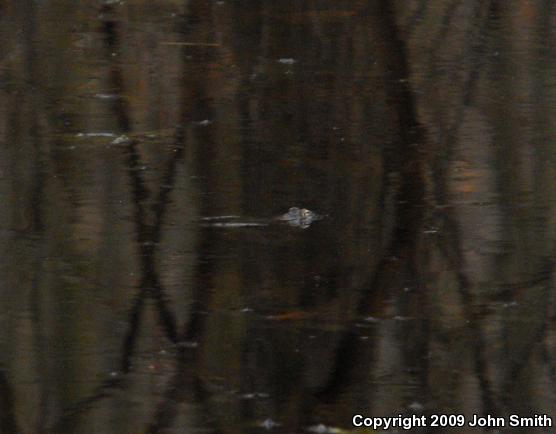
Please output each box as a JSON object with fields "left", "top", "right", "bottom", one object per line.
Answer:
{"left": 1, "top": 1, "right": 555, "bottom": 433}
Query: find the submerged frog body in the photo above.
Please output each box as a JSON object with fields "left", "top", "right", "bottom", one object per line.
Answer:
{"left": 201, "top": 207, "right": 323, "bottom": 229}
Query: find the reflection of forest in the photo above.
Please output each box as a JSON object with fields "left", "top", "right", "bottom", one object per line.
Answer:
{"left": 0, "top": 1, "right": 555, "bottom": 433}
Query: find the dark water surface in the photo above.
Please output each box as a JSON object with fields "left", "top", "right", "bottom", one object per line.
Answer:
{"left": 1, "top": 1, "right": 555, "bottom": 433}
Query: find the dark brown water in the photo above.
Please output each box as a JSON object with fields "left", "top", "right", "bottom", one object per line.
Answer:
{"left": 1, "top": 1, "right": 555, "bottom": 433}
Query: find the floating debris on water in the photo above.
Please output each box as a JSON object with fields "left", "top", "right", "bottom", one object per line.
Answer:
{"left": 408, "top": 401, "right": 424, "bottom": 412}
{"left": 94, "top": 93, "right": 120, "bottom": 99}
{"left": 307, "top": 424, "right": 342, "bottom": 434}
{"left": 194, "top": 119, "right": 212, "bottom": 126}
{"left": 260, "top": 418, "right": 281, "bottom": 430}
{"left": 111, "top": 135, "right": 130, "bottom": 145}
{"left": 76, "top": 132, "right": 118, "bottom": 138}
{"left": 241, "top": 392, "right": 269, "bottom": 400}
{"left": 278, "top": 58, "right": 296, "bottom": 64}
{"left": 176, "top": 341, "right": 198, "bottom": 348}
